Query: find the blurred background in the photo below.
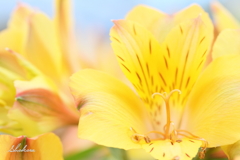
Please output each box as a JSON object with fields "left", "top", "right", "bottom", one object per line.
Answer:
{"left": 1, "top": 0, "right": 239, "bottom": 61}
{"left": 0, "top": 0, "right": 237, "bottom": 65}
{"left": 0, "top": 0, "right": 239, "bottom": 32}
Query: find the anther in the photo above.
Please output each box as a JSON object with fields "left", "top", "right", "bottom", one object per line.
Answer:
{"left": 130, "top": 127, "right": 151, "bottom": 143}
{"left": 144, "top": 136, "right": 151, "bottom": 143}
{"left": 176, "top": 140, "right": 182, "bottom": 143}
{"left": 199, "top": 148, "right": 206, "bottom": 159}
{"left": 131, "top": 133, "right": 151, "bottom": 143}
{"left": 170, "top": 130, "right": 178, "bottom": 144}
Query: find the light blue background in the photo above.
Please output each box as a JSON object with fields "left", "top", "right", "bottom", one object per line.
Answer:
{"left": 0, "top": 0, "right": 239, "bottom": 31}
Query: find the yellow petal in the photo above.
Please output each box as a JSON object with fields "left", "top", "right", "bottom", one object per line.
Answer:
{"left": 0, "top": 50, "right": 41, "bottom": 107}
{"left": 0, "top": 29, "right": 25, "bottom": 54}
{"left": 8, "top": 77, "right": 79, "bottom": 137}
{"left": 54, "top": 0, "right": 82, "bottom": 74}
{"left": 211, "top": 1, "right": 240, "bottom": 32}
{"left": 126, "top": 4, "right": 212, "bottom": 43}
{"left": 212, "top": 29, "right": 240, "bottom": 59}
{"left": 110, "top": 19, "right": 161, "bottom": 110}
{"left": 174, "top": 4, "right": 213, "bottom": 31}
{"left": 4, "top": 4, "right": 33, "bottom": 56}
{"left": 7, "top": 3, "right": 63, "bottom": 80}
{"left": 69, "top": 69, "right": 151, "bottom": 150}
{"left": 0, "top": 106, "right": 22, "bottom": 136}
{"left": 183, "top": 55, "right": 240, "bottom": 147}
{"left": 160, "top": 16, "right": 213, "bottom": 109}
{"left": 54, "top": 0, "right": 72, "bottom": 37}
{"left": 54, "top": 0, "right": 72, "bottom": 73}
{"left": 0, "top": 133, "right": 63, "bottom": 160}
{"left": 24, "top": 11, "right": 62, "bottom": 81}
{"left": 127, "top": 148, "right": 155, "bottom": 160}
{"left": 142, "top": 138, "right": 201, "bottom": 160}
{"left": 0, "top": 67, "right": 20, "bottom": 106}
{"left": 110, "top": 17, "right": 213, "bottom": 114}
{"left": 0, "top": 51, "right": 26, "bottom": 79}
{"left": 222, "top": 141, "right": 240, "bottom": 160}
{"left": 125, "top": 5, "right": 168, "bottom": 43}
{"left": 5, "top": 49, "right": 42, "bottom": 79}
{"left": 0, "top": 134, "right": 24, "bottom": 160}
{"left": 8, "top": 3, "right": 33, "bottom": 31}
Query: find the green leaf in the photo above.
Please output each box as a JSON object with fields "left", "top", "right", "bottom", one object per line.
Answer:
{"left": 64, "top": 146, "right": 103, "bottom": 160}
{"left": 108, "top": 148, "right": 129, "bottom": 160}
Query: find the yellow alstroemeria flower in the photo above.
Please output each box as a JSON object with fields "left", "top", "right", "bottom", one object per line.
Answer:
{"left": 0, "top": 132, "right": 63, "bottom": 160}
{"left": 0, "top": 1, "right": 80, "bottom": 137}
{"left": 69, "top": 5, "right": 240, "bottom": 160}
{"left": 211, "top": 1, "right": 240, "bottom": 32}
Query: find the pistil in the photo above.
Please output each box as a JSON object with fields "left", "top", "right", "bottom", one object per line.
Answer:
{"left": 152, "top": 89, "right": 181, "bottom": 138}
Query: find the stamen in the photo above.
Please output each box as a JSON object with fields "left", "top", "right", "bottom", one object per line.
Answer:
{"left": 178, "top": 133, "right": 208, "bottom": 146}
{"left": 177, "top": 130, "right": 208, "bottom": 149}
{"left": 145, "top": 130, "right": 166, "bottom": 138}
{"left": 131, "top": 133, "right": 151, "bottom": 143}
{"left": 163, "top": 122, "right": 175, "bottom": 132}
{"left": 130, "top": 127, "right": 151, "bottom": 143}
{"left": 170, "top": 131, "right": 178, "bottom": 144}
{"left": 177, "top": 130, "right": 199, "bottom": 138}
{"left": 199, "top": 147, "right": 207, "bottom": 159}
{"left": 131, "top": 89, "right": 208, "bottom": 159}
{"left": 144, "top": 136, "right": 151, "bottom": 143}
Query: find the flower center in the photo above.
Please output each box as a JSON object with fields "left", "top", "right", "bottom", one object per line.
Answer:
{"left": 130, "top": 89, "right": 208, "bottom": 159}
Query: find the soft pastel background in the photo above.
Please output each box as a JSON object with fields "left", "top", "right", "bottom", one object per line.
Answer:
{"left": 0, "top": 0, "right": 239, "bottom": 160}
{"left": 0, "top": 0, "right": 239, "bottom": 32}
{"left": 0, "top": 0, "right": 238, "bottom": 59}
